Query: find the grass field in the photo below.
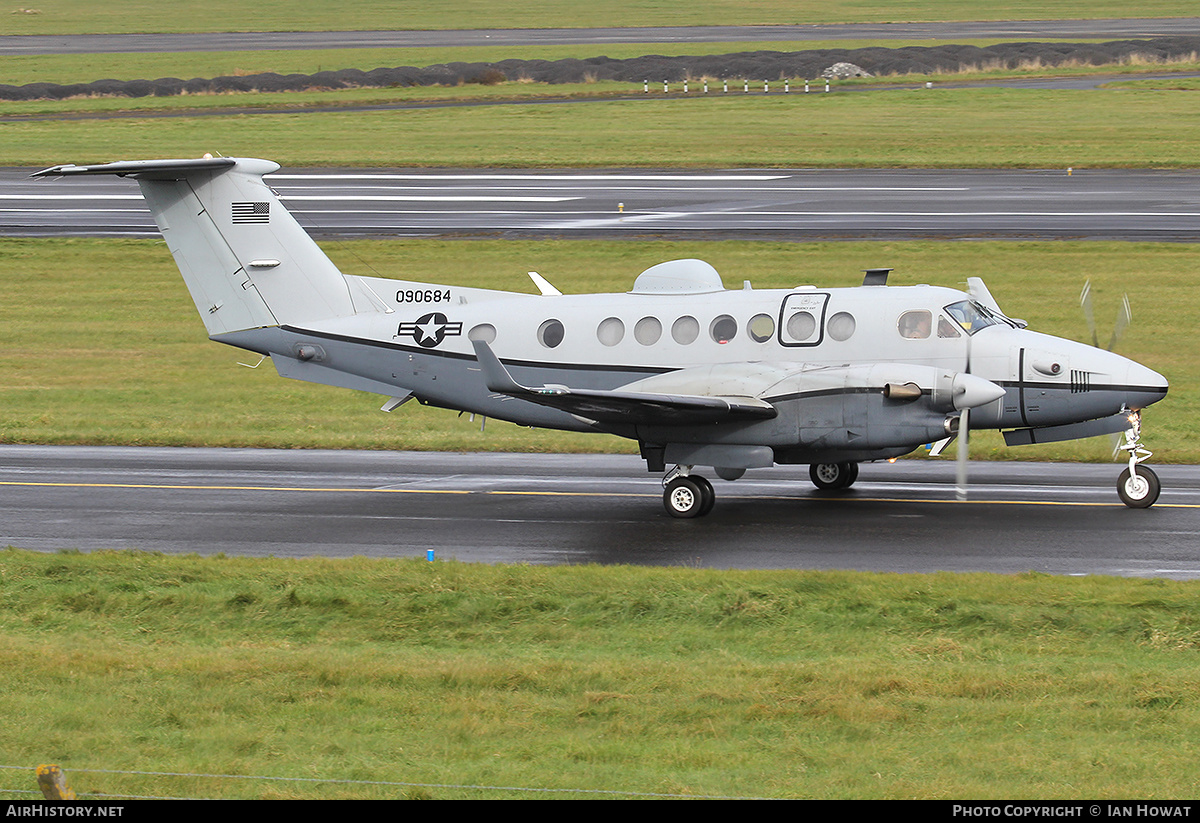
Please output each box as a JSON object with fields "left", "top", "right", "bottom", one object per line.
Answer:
{"left": 1, "top": 549, "right": 1199, "bottom": 800}
{"left": 6, "top": 1, "right": 1199, "bottom": 35}
{"left": 0, "top": 237, "right": 1192, "bottom": 462}
{"left": 7, "top": 82, "right": 1200, "bottom": 169}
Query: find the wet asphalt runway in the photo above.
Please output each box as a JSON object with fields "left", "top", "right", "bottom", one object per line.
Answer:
{"left": 3, "top": 446, "right": 1197, "bottom": 578}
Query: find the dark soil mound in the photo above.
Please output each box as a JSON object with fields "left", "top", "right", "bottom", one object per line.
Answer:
{"left": 3, "top": 37, "right": 1197, "bottom": 101}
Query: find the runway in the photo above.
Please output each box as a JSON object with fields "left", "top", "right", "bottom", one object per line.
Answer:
{"left": 2, "top": 446, "right": 1197, "bottom": 577}
{"left": 7, "top": 167, "right": 1200, "bottom": 240}
{"left": 4, "top": 19, "right": 1199, "bottom": 55}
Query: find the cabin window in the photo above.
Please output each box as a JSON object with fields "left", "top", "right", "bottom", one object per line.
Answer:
{"left": 827, "top": 312, "right": 856, "bottom": 342}
{"left": 785, "top": 310, "right": 817, "bottom": 342}
{"left": 468, "top": 324, "right": 496, "bottom": 343}
{"left": 898, "top": 310, "right": 932, "bottom": 339}
{"left": 748, "top": 313, "right": 775, "bottom": 343}
{"left": 937, "top": 315, "right": 962, "bottom": 338}
{"left": 538, "top": 318, "right": 565, "bottom": 348}
{"left": 634, "top": 316, "right": 662, "bottom": 346}
{"left": 710, "top": 315, "right": 738, "bottom": 344}
{"left": 672, "top": 315, "right": 699, "bottom": 345}
{"left": 597, "top": 317, "right": 624, "bottom": 347}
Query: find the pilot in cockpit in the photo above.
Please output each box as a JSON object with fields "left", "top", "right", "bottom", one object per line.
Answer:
{"left": 899, "top": 310, "right": 931, "bottom": 339}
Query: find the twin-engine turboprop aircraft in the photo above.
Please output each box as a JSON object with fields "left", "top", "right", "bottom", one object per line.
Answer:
{"left": 34, "top": 157, "right": 1169, "bottom": 517}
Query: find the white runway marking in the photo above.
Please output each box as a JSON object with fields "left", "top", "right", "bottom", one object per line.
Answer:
{"left": 0, "top": 194, "right": 144, "bottom": 200}
{"left": 268, "top": 173, "right": 793, "bottom": 181}
{"left": 281, "top": 194, "right": 581, "bottom": 202}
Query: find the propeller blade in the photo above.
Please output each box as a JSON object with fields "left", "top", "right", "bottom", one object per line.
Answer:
{"left": 1107, "top": 294, "right": 1131, "bottom": 351}
{"left": 1080, "top": 279, "right": 1099, "bottom": 348}
{"left": 955, "top": 408, "right": 970, "bottom": 501}
{"left": 1111, "top": 431, "right": 1125, "bottom": 460}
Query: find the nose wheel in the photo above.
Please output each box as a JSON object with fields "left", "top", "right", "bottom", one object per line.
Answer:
{"left": 1117, "top": 465, "right": 1160, "bottom": 508}
{"left": 1116, "top": 410, "right": 1160, "bottom": 508}
{"left": 662, "top": 467, "right": 715, "bottom": 518}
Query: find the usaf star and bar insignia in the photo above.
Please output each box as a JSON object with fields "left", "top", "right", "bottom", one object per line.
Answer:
{"left": 397, "top": 312, "right": 463, "bottom": 348}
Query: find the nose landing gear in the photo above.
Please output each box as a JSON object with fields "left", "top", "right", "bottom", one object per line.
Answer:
{"left": 1116, "top": 410, "right": 1160, "bottom": 508}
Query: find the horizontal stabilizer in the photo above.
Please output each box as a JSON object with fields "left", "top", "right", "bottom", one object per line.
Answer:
{"left": 471, "top": 340, "right": 776, "bottom": 425}
{"left": 33, "top": 157, "right": 238, "bottom": 179}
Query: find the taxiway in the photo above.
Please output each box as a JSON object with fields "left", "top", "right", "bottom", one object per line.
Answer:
{"left": 4, "top": 19, "right": 1199, "bottom": 55}
{"left": 7, "top": 167, "right": 1200, "bottom": 241}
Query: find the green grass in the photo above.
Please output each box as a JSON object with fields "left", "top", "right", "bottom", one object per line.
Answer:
{"left": 7, "top": 83, "right": 1200, "bottom": 169}
{"left": 0, "top": 237, "right": 1193, "bottom": 462}
{"left": 1, "top": 549, "right": 1199, "bottom": 799}
{"left": 6, "top": 1, "right": 1199, "bottom": 35}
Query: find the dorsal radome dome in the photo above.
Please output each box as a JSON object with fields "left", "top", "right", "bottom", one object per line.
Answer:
{"left": 630, "top": 259, "right": 725, "bottom": 295}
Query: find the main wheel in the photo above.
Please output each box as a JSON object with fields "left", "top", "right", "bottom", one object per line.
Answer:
{"left": 664, "top": 476, "right": 714, "bottom": 518}
{"left": 694, "top": 475, "right": 716, "bottom": 516}
{"left": 810, "top": 462, "right": 858, "bottom": 490}
{"left": 1117, "top": 466, "right": 1160, "bottom": 508}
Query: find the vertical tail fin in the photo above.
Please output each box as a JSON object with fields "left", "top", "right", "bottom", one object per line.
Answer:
{"left": 33, "top": 157, "right": 356, "bottom": 336}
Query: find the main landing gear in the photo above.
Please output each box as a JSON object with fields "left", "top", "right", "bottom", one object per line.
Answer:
{"left": 661, "top": 462, "right": 864, "bottom": 518}
{"left": 662, "top": 466, "right": 715, "bottom": 519}
{"left": 1116, "top": 410, "right": 1160, "bottom": 508}
{"left": 809, "top": 462, "right": 859, "bottom": 491}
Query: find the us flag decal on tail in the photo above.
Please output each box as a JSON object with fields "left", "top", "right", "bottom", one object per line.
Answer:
{"left": 232, "top": 201, "right": 270, "bottom": 223}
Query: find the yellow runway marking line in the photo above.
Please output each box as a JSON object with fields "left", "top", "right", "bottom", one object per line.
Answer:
{"left": 2, "top": 480, "right": 1197, "bottom": 508}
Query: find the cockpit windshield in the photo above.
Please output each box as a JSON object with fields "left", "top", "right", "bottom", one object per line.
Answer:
{"left": 944, "top": 300, "right": 1005, "bottom": 335}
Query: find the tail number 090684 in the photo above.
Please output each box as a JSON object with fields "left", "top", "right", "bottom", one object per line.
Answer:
{"left": 397, "top": 289, "right": 452, "bottom": 303}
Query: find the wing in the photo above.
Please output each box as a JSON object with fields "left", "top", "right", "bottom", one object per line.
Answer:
{"left": 471, "top": 340, "right": 777, "bottom": 425}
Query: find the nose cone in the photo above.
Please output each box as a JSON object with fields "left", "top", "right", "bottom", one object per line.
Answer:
{"left": 952, "top": 372, "right": 1006, "bottom": 410}
{"left": 1121, "top": 358, "right": 1168, "bottom": 410}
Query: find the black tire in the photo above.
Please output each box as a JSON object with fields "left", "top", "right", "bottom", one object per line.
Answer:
{"left": 664, "top": 477, "right": 708, "bottom": 518}
{"left": 810, "top": 462, "right": 857, "bottom": 490}
{"left": 1117, "top": 466, "right": 1160, "bottom": 508}
{"left": 694, "top": 475, "right": 716, "bottom": 516}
